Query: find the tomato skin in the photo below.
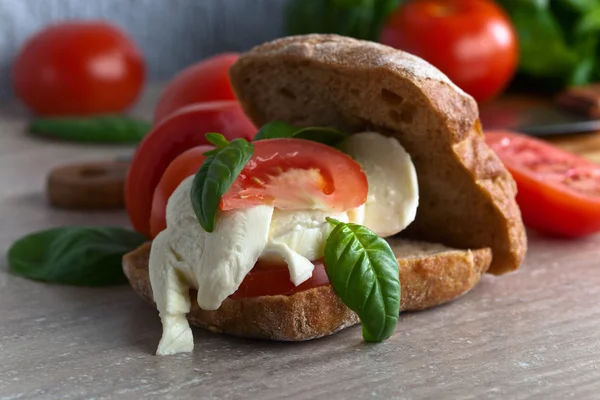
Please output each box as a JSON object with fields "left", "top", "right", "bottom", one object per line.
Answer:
{"left": 153, "top": 53, "right": 239, "bottom": 123}
{"left": 150, "top": 146, "right": 214, "bottom": 238}
{"left": 486, "top": 131, "right": 600, "bottom": 237}
{"left": 221, "top": 138, "right": 368, "bottom": 212}
{"left": 380, "top": 0, "right": 518, "bottom": 103}
{"left": 230, "top": 259, "right": 330, "bottom": 299}
{"left": 149, "top": 138, "right": 368, "bottom": 237}
{"left": 13, "top": 21, "right": 145, "bottom": 116}
{"left": 126, "top": 101, "right": 256, "bottom": 237}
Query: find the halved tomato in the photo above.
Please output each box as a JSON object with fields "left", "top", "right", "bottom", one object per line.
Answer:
{"left": 149, "top": 145, "right": 213, "bottom": 238}
{"left": 230, "top": 259, "right": 330, "bottom": 299}
{"left": 125, "top": 101, "right": 256, "bottom": 237}
{"left": 486, "top": 130, "right": 600, "bottom": 237}
{"left": 221, "top": 138, "right": 368, "bottom": 212}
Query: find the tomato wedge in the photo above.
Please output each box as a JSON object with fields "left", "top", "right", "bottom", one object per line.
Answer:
{"left": 486, "top": 130, "right": 600, "bottom": 237}
{"left": 149, "top": 145, "right": 213, "bottom": 238}
{"left": 125, "top": 101, "right": 256, "bottom": 237}
{"left": 222, "top": 138, "right": 368, "bottom": 212}
{"left": 230, "top": 259, "right": 330, "bottom": 299}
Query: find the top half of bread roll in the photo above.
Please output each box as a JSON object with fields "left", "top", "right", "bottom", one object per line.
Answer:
{"left": 229, "top": 34, "right": 527, "bottom": 275}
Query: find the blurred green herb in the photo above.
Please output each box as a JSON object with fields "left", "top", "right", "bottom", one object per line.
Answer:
{"left": 497, "top": 0, "right": 600, "bottom": 88}
{"left": 7, "top": 226, "right": 146, "bottom": 286}
{"left": 29, "top": 115, "right": 152, "bottom": 144}
{"left": 286, "top": 0, "right": 404, "bottom": 41}
{"left": 286, "top": 0, "right": 600, "bottom": 91}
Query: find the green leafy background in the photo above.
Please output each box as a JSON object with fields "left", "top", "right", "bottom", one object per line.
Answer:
{"left": 286, "top": 0, "right": 600, "bottom": 90}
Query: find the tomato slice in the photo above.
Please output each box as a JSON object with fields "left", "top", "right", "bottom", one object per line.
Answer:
{"left": 229, "top": 259, "right": 330, "bottom": 299}
{"left": 221, "top": 138, "right": 368, "bottom": 212}
{"left": 485, "top": 130, "right": 600, "bottom": 237}
{"left": 149, "top": 145, "right": 213, "bottom": 238}
{"left": 149, "top": 138, "right": 368, "bottom": 237}
{"left": 125, "top": 101, "right": 256, "bottom": 237}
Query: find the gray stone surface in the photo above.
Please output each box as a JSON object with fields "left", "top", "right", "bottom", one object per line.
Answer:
{"left": 2, "top": 88, "right": 600, "bottom": 399}
{"left": 0, "top": 0, "right": 288, "bottom": 100}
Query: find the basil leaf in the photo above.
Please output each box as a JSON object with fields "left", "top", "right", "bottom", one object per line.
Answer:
{"left": 293, "top": 127, "right": 349, "bottom": 146}
{"left": 498, "top": 0, "right": 600, "bottom": 88}
{"left": 29, "top": 116, "right": 152, "bottom": 144}
{"left": 324, "top": 218, "right": 400, "bottom": 342}
{"left": 286, "top": 0, "right": 404, "bottom": 41}
{"left": 7, "top": 226, "right": 146, "bottom": 286}
{"left": 202, "top": 148, "right": 220, "bottom": 157}
{"left": 191, "top": 138, "right": 254, "bottom": 232}
{"left": 254, "top": 121, "right": 348, "bottom": 146}
{"left": 205, "top": 133, "right": 230, "bottom": 148}
{"left": 253, "top": 121, "right": 298, "bottom": 140}
{"left": 498, "top": 0, "right": 576, "bottom": 78}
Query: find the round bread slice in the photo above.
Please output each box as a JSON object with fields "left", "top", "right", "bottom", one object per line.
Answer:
{"left": 229, "top": 34, "right": 526, "bottom": 275}
{"left": 123, "top": 240, "right": 491, "bottom": 340}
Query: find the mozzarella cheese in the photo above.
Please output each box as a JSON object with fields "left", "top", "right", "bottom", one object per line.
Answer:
{"left": 149, "top": 131, "right": 419, "bottom": 355}
{"left": 149, "top": 176, "right": 350, "bottom": 355}
{"left": 339, "top": 132, "right": 419, "bottom": 237}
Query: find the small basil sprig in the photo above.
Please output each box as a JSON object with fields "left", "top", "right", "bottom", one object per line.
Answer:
{"left": 324, "top": 218, "right": 401, "bottom": 342}
{"left": 254, "top": 121, "right": 348, "bottom": 146}
{"left": 7, "top": 226, "right": 146, "bottom": 286}
{"left": 29, "top": 116, "right": 152, "bottom": 144}
{"left": 191, "top": 134, "right": 254, "bottom": 232}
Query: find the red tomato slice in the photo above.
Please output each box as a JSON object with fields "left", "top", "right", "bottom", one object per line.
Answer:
{"left": 486, "top": 130, "right": 600, "bottom": 237}
{"left": 230, "top": 259, "right": 330, "bottom": 299}
{"left": 153, "top": 53, "right": 239, "bottom": 123}
{"left": 125, "top": 101, "right": 256, "bottom": 237}
{"left": 221, "top": 138, "right": 368, "bottom": 212}
{"left": 149, "top": 145, "right": 213, "bottom": 238}
{"left": 149, "top": 138, "right": 368, "bottom": 237}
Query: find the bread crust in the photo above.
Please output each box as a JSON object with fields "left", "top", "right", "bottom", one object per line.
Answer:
{"left": 229, "top": 34, "right": 526, "bottom": 275}
{"left": 123, "top": 34, "right": 524, "bottom": 342}
{"left": 123, "top": 241, "right": 491, "bottom": 340}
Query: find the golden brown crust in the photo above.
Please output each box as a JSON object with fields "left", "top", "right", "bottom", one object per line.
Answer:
{"left": 123, "top": 241, "right": 491, "bottom": 340}
{"left": 229, "top": 34, "right": 527, "bottom": 275}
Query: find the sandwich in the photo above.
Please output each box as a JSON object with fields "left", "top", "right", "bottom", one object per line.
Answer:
{"left": 123, "top": 34, "right": 527, "bottom": 355}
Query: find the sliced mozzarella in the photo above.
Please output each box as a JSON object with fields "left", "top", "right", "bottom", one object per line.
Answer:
{"left": 149, "top": 176, "right": 273, "bottom": 355}
{"left": 259, "top": 209, "right": 349, "bottom": 285}
{"left": 149, "top": 178, "right": 351, "bottom": 355}
{"left": 339, "top": 132, "right": 419, "bottom": 237}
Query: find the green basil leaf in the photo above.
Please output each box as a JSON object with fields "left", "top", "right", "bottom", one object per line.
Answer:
{"left": 293, "top": 127, "right": 349, "bottom": 146}
{"left": 498, "top": 0, "right": 576, "bottom": 78}
{"left": 324, "top": 218, "right": 400, "bottom": 342}
{"left": 253, "top": 121, "right": 298, "bottom": 141}
{"left": 286, "top": 0, "right": 404, "bottom": 41}
{"left": 191, "top": 138, "right": 254, "bottom": 232}
{"left": 202, "top": 148, "right": 221, "bottom": 157}
{"left": 205, "top": 133, "right": 230, "bottom": 148}
{"left": 7, "top": 226, "right": 146, "bottom": 286}
{"left": 254, "top": 121, "right": 348, "bottom": 146}
{"left": 29, "top": 116, "right": 152, "bottom": 144}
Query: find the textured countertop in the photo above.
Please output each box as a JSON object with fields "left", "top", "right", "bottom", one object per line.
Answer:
{"left": 1, "top": 91, "right": 600, "bottom": 400}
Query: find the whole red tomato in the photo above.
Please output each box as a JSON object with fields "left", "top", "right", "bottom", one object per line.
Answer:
{"left": 380, "top": 0, "right": 518, "bottom": 103}
{"left": 13, "top": 21, "right": 145, "bottom": 116}
{"left": 153, "top": 53, "right": 239, "bottom": 123}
